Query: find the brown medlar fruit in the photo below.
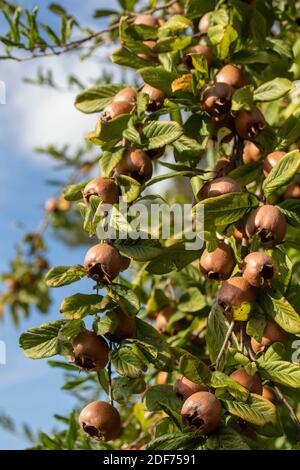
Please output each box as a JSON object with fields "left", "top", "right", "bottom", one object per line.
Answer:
{"left": 155, "top": 305, "right": 184, "bottom": 335}
{"left": 234, "top": 107, "right": 266, "bottom": 141}
{"left": 72, "top": 330, "right": 109, "bottom": 372}
{"left": 79, "top": 400, "right": 122, "bottom": 441}
{"left": 103, "top": 100, "right": 134, "bottom": 120}
{"left": 203, "top": 83, "right": 233, "bottom": 118}
{"left": 168, "top": 1, "right": 184, "bottom": 15}
{"left": 245, "top": 205, "right": 286, "bottom": 247}
{"left": 284, "top": 182, "right": 300, "bottom": 199}
{"left": 138, "top": 40, "right": 158, "bottom": 61}
{"left": 44, "top": 197, "right": 59, "bottom": 213}
{"left": 133, "top": 14, "right": 159, "bottom": 27}
{"left": 213, "top": 157, "right": 236, "bottom": 177}
{"left": 199, "top": 176, "right": 242, "bottom": 199}
{"left": 82, "top": 178, "right": 120, "bottom": 206}
{"left": 198, "top": 13, "right": 211, "bottom": 33}
{"left": 243, "top": 142, "right": 261, "bottom": 164}
{"left": 242, "top": 252, "right": 278, "bottom": 287}
{"left": 263, "top": 151, "right": 286, "bottom": 176}
{"left": 146, "top": 146, "right": 166, "bottom": 160}
{"left": 262, "top": 385, "right": 277, "bottom": 404}
{"left": 200, "top": 242, "right": 236, "bottom": 281}
{"left": 215, "top": 65, "right": 247, "bottom": 89}
{"left": 184, "top": 44, "right": 213, "bottom": 68}
{"left": 105, "top": 307, "right": 136, "bottom": 343}
{"left": 174, "top": 376, "right": 207, "bottom": 400}
{"left": 230, "top": 368, "right": 262, "bottom": 394}
{"left": 84, "top": 243, "right": 125, "bottom": 283}
{"left": 140, "top": 84, "right": 165, "bottom": 111}
{"left": 113, "top": 87, "right": 137, "bottom": 106}
{"left": 251, "top": 319, "right": 285, "bottom": 355}
{"left": 110, "top": 148, "right": 153, "bottom": 184}
{"left": 156, "top": 371, "right": 169, "bottom": 385}
{"left": 217, "top": 277, "right": 256, "bottom": 316}
{"left": 180, "top": 391, "right": 222, "bottom": 436}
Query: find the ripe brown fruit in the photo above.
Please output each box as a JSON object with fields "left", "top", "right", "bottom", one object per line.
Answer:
{"left": 141, "top": 84, "right": 165, "bottom": 111}
{"left": 138, "top": 40, "right": 158, "bottom": 61}
{"left": 215, "top": 65, "right": 247, "bottom": 89}
{"left": 243, "top": 252, "right": 278, "bottom": 287}
{"left": 234, "top": 107, "right": 266, "bottom": 141}
{"left": 133, "top": 14, "right": 159, "bottom": 27}
{"left": 84, "top": 243, "right": 125, "bottom": 283}
{"left": 110, "top": 148, "right": 153, "bottom": 184}
{"left": 198, "top": 13, "right": 211, "bottom": 33}
{"left": 263, "top": 151, "right": 286, "bottom": 176}
{"left": 181, "top": 391, "right": 222, "bottom": 436}
{"left": 184, "top": 44, "right": 213, "bottom": 68}
{"left": 174, "top": 376, "right": 207, "bottom": 400}
{"left": 79, "top": 401, "right": 122, "bottom": 441}
{"left": 202, "top": 83, "right": 233, "bottom": 118}
{"left": 200, "top": 176, "right": 241, "bottom": 199}
{"left": 200, "top": 242, "right": 236, "bottom": 281}
{"left": 72, "top": 330, "right": 109, "bottom": 372}
{"left": 245, "top": 205, "right": 286, "bottom": 247}
{"left": 146, "top": 146, "right": 166, "bottom": 160}
{"left": 284, "top": 182, "right": 300, "bottom": 199}
{"left": 82, "top": 178, "right": 120, "bottom": 206}
{"left": 155, "top": 304, "right": 183, "bottom": 335}
{"left": 113, "top": 87, "right": 137, "bottom": 106}
{"left": 213, "top": 156, "right": 236, "bottom": 177}
{"left": 230, "top": 368, "right": 262, "bottom": 394}
{"left": 251, "top": 319, "right": 285, "bottom": 355}
{"left": 105, "top": 307, "right": 136, "bottom": 342}
{"left": 103, "top": 100, "right": 134, "bottom": 120}
{"left": 156, "top": 371, "right": 168, "bottom": 385}
{"left": 217, "top": 277, "right": 256, "bottom": 316}
{"left": 168, "top": 2, "right": 184, "bottom": 15}
{"left": 262, "top": 385, "right": 277, "bottom": 404}
{"left": 243, "top": 142, "right": 261, "bottom": 164}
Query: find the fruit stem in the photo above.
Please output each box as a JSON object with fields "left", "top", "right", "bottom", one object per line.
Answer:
{"left": 215, "top": 320, "right": 235, "bottom": 370}
{"left": 274, "top": 385, "right": 300, "bottom": 437}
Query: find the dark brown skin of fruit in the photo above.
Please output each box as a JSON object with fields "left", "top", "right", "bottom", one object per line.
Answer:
{"left": 211, "top": 116, "right": 235, "bottom": 140}
{"left": 215, "top": 64, "right": 247, "bottom": 89}
{"left": 243, "top": 142, "right": 261, "bottom": 164}
{"left": 200, "top": 242, "right": 236, "bottom": 281}
{"left": 234, "top": 107, "right": 266, "bottom": 141}
{"left": 230, "top": 368, "right": 262, "bottom": 394}
{"left": 82, "top": 178, "right": 120, "bottom": 206}
{"left": 72, "top": 330, "right": 109, "bottom": 372}
{"left": 203, "top": 83, "right": 233, "bottom": 118}
{"left": 113, "top": 87, "right": 137, "bottom": 106}
{"left": 146, "top": 146, "right": 166, "bottom": 160}
{"left": 263, "top": 151, "right": 286, "bottom": 176}
{"left": 251, "top": 320, "right": 285, "bottom": 354}
{"left": 213, "top": 156, "right": 236, "bottom": 177}
{"left": 243, "top": 252, "right": 278, "bottom": 287}
{"left": 284, "top": 182, "right": 300, "bottom": 199}
{"left": 133, "top": 14, "right": 159, "bottom": 27}
{"left": 103, "top": 100, "right": 134, "bottom": 120}
{"left": 198, "top": 12, "right": 210, "bottom": 33}
{"left": 84, "top": 243, "right": 124, "bottom": 283}
{"left": 79, "top": 400, "right": 122, "bottom": 441}
{"left": 181, "top": 391, "right": 222, "bottom": 436}
{"left": 217, "top": 277, "right": 256, "bottom": 317}
{"left": 141, "top": 84, "right": 165, "bottom": 111}
{"left": 155, "top": 304, "right": 184, "bottom": 335}
{"left": 105, "top": 307, "right": 136, "bottom": 343}
{"left": 245, "top": 205, "right": 286, "bottom": 247}
{"left": 184, "top": 44, "right": 213, "bottom": 68}
{"left": 262, "top": 385, "right": 277, "bottom": 404}
{"left": 199, "top": 176, "right": 241, "bottom": 199}
{"left": 110, "top": 148, "right": 153, "bottom": 184}
{"left": 174, "top": 376, "right": 207, "bottom": 400}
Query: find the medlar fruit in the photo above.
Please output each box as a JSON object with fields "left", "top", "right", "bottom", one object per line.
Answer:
{"left": 140, "top": 84, "right": 165, "bottom": 111}
{"left": 198, "top": 13, "right": 211, "bottom": 33}
{"left": 103, "top": 100, "right": 134, "bottom": 120}
{"left": 184, "top": 44, "right": 213, "bottom": 68}
{"left": 113, "top": 87, "right": 137, "bottom": 106}
{"left": 133, "top": 14, "right": 159, "bottom": 27}
{"left": 110, "top": 148, "right": 153, "bottom": 184}
{"left": 245, "top": 205, "right": 286, "bottom": 247}
{"left": 242, "top": 252, "right": 278, "bottom": 287}
{"left": 202, "top": 83, "right": 233, "bottom": 118}
{"left": 105, "top": 307, "right": 136, "bottom": 343}
{"left": 243, "top": 142, "right": 261, "bottom": 164}
{"left": 155, "top": 305, "right": 183, "bottom": 335}
{"left": 234, "top": 107, "right": 266, "bottom": 141}
{"left": 146, "top": 146, "right": 166, "bottom": 160}
{"left": 263, "top": 151, "right": 286, "bottom": 176}
{"left": 213, "top": 157, "right": 236, "bottom": 177}
{"left": 262, "top": 385, "right": 277, "bottom": 404}
{"left": 72, "top": 330, "right": 109, "bottom": 372}
{"left": 230, "top": 368, "right": 262, "bottom": 394}
{"left": 79, "top": 400, "right": 122, "bottom": 441}
{"left": 82, "top": 178, "right": 120, "bottom": 206}
{"left": 217, "top": 277, "right": 256, "bottom": 317}
{"left": 199, "top": 176, "right": 241, "bottom": 199}
{"left": 156, "top": 371, "right": 169, "bottom": 385}
{"left": 181, "top": 391, "right": 222, "bottom": 436}
{"left": 200, "top": 242, "right": 236, "bottom": 281}
{"left": 84, "top": 243, "right": 126, "bottom": 283}
{"left": 174, "top": 376, "right": 207, "bottom": 400}
{"left": 215, "top": 64, "right": 247, "bottom": 89}
{"left": 284, "top": 182, "right": 300, "bottom": 199}
{"left": 168, "top": 1, "right": 184, "bottom": 15}
{"left": 251, "top": 319, "right": 285, "bottom": 355}
{"left": 138, "top": 40, "right": 158, "bottom": 62}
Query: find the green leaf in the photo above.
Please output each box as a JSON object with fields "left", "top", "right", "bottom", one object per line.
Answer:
{"left": 222, "top": 394, "right": 277, "bottom": 426}
{"left": 277, "top": 199, "right": 300, "bottom": 227}
{"left": 112, "top": 376, "right": 146, "bottom": 403}
{"left": 111, "top": 46, "right": 150, "bottom": 69}
{"left": 45, "top": 265, "right": 86, "bottom": 288}
{"left": 172, "top": 135, "right": 205, "bottom": 160}
{"left": 92, "top": 114, "right": 131, "bottom": 143}
{"left": 63, "top": 180, "right": 88, "bottom": 201}
{"left": 99, "top": 148, "right": 124, "bottom": 178}
{"left": 147, "top": 431, "right": 201, "bottom": 450}
{"left": 178, "top": 288, "right": 206, "bottom": 312}
{"left": 106, "top": 283, "right": 140, "bottom": 317}
{"left": 257, "top": 359, "right": 300, "bottom": 389}
{"left": 139, "top": 66, "right": 178, "bottom": 94}
{"left": 206, "top": 426, "right": 250, "bottom": 450}
{"left": 246, "top": 312, "right": 266, "bottom": 342}
{"left": 186, "top": 0, "right": 215, "bottom": 19}
{"left": 19, "top": 320, "right": 66, "bottom": 359}
{"left": 179, "top": 354, "right": 211, "bottom": 386}
{"left": 116, "top": 238, "right": 163, "bottom": 261}
{"left": 60, "top": 294, "right": 103, "bottom": 320}
{"left": 159, "top": 15, "right": 193, "bottom": 32}
{"left": 93, "top": 311, "right": 119, "bottom": 336}
{"left": 142, "top": 120, "right": 183, "bottom": 149}
{"left": 206, "top": 303, "right": 235, "bottom": 363}
{"left": 227, "top": 161, "right": 263, "bottom": 186}
{"left": 211, "top": 371, "right": 249, "bottom": 401}
{"left": 143, "top": 385, "right": 182, "bottom": 412}
{"left": 263, "top": 150, "right": 300, "bottom": 197}
{"left": 231, "top": 86, "right": 254, "bottom": 111}
{"left": 110, "top": 347, "right": 146, "bottom": 378}
{"left": 75, "top": 85, "right": 124, "bottom": 113}
{"left": 116, "top": 175, "right": 141, "bottom": 203}
{"left": 258, "top": 291, "right": 300, "bottom": 334}
{"left": 146, "top": 244, "right": 202, "bottom": 275}
{"left": 217, "top": 24, "right": 238, "bottom": 60}
{"left": 277, "top": 109, "right": 300, "bottom": 149}
{"left": 254, "top": 78, "right": 292, "bottom": 102}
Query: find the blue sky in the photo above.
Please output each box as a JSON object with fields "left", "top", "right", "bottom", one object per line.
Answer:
{"left": 0, "top": 0, "right": 121, "bottom": 449}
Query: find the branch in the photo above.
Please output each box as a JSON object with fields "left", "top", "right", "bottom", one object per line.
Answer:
{"left": 215, "top": 320, "right": 235, "bottom": 370}
{"left": 107, "top": 341, "right": 114, "bottom": 407}
{"left": 274, "top": 385, "right": 300, "bottom": 437}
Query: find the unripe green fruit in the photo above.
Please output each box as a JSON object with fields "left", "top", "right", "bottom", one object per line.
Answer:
{"left": 79, "top": 401, "right": 122, "bottom": 441}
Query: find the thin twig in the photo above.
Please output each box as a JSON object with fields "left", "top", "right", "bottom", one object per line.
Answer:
{"left": 274, "top": 385, "right": 300, "bottom": 437}
{"left": 215, "top": 320, "right": 235, "bottom": 370}
{"left": 107, "top": 341, "right": 113, "bottom": 406}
